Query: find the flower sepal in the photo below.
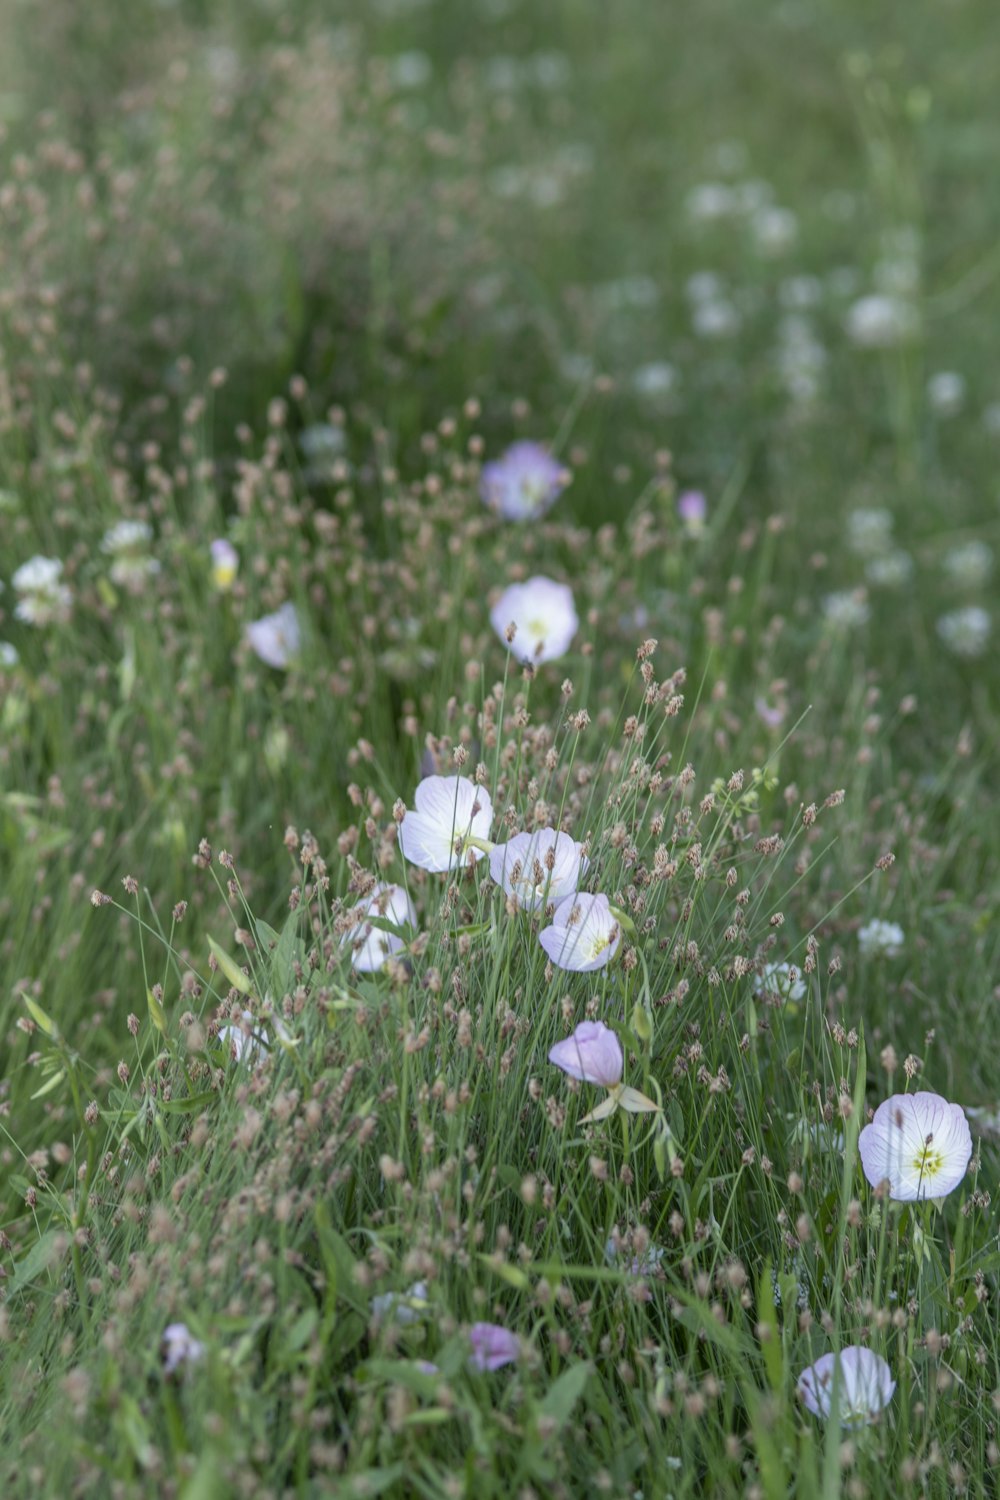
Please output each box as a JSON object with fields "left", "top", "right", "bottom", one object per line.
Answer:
{"left": 580, "top": 1082, "right": 660, "bottom": 1124}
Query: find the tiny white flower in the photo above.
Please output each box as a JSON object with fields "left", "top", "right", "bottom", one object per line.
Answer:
{"left": 926, "top": 370, "right": 965, "bottom": 416}
{"left": 692, "top": 299, "right": 741, "bottom": 339}
{"left": 751, "top": 205, "right": 798, "bottom": 256}
{"left": 858, "top": 1092, "right": 972, "bottom": 1201}
{"left": 798, "top": 1347, "right": 895, "bottom": 1426}
{"left": 101, "top": 519, "right": 159, "bottom": 591}
{"left": 101, "top": 519, "right": 154, "bottom": 554}
{"left": 299, "top": 423, "right": 346, "bottom": 460}
{"left": 488, "top": 828, "right": 586, "bottom": 911}
{"left": 822, "top": 589, "right": 870, "bottom": 629}
{"left": 0, "top": 642, "right": 18, "bottom": 668}
{"left": 942, "top": 541, "right": 993, "bottom": 590}
{"left": 685, "top": 182, "right": 737, "bottom": 222}
{"left": 387, "top": 51, "right": 432, "bottom": 90}
{"left": 341, "top": 883, "right": 417, "bottom": 972}
{"left": 846, "top": 508, "right": 894, "bottom": 557}
{"left": 217, "top": 1009, "right": 267, "bottom": 1063}
{"left": 162, "top": 1322, "right": 205, "bottom": 1376}
{"left": 631, "top": 361, "right": 678, "bottom": 400}
{"left": 936, "top": 606, "right": 991, "bottom": 658}
{"left": 846, "top": 294, "right": 918, "bottom": 349}
{"left": 754, "top": 963, "right": 806, "bottom": 1004}
{"left": 372, "top": 1281, "right": 429, "bottom": 1325}
{"left": 480, "top": 442, "right": 567, "bottom": 520}
{"left": 398, "top": 775, "right": 494, "bottom": 874}
{"left": 246, "top": 602, "right": 301, "bottom": 669}
{"left": 857, "top": 920, "right": 904, "bottom": 958}
{"left": 490, "top": 575, "right": 578, "bottom": 666}
{"left": 865, "top": 550, "right": 914, "bottom": 588}
{"left": 12, "top": 555, "right": 73, "bottom": 625}
{"left": 539, "top": 893, "right": 621, "bottom": 973}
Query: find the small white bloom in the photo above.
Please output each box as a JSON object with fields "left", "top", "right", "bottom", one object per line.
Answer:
{"left": 797, "top": 1347, "right": 895, "bottom": 1426}
{"left": 686, "top": 271, "right": 725, "bottom": 304}
{"left": 846, "top": 294, "right": 918, "bottom": 349}
{"left": 846, "top": 507, "right": 894, "bottom": 557}
{"left": 865, "top": 550, "right": 914, "bottom": 588}
{"left": 779, "top": 275, "right": 823, "bottom": 310}
{"left": 371, "top": 1282, "right": 429, "bottom": 1325}
{"left": 539, "top": 893, "right": 621, "bottom": 972}
{"left": 480, "top": 442, "right": 567, "bottom": 520}
{"left": 942, "top": 541, "right": 993, "bottom": 590}
{"left": 101, "top": 519, "right": 154, "bottom": 554}
{"left": 488, "top": 828, "right": 586, "bottom": 911}
{"left": 685, "top": 182, "right": 737, "bottom": 222}
{"left": 631, "top": 361, "right": 678, "bottom": 400}
{"left": 858, "top": 1092, "right": 972, "bottom": 1201}
{"left": 299, "top": 423, "right": 346, "bottom": 460}
{"left": 12, "top": 555, "right": 73, "bottom": 625}
{"left": 822, "top": 590, "right": 870, "bottom": 629}
{"left": 926, "top": 370, "right": 965, "bottom": 416}
{"left": 490, "top": 576, "right": 578, "bottom": 666}
{"left": 936, "top": 606, "right": 991, "bottom": 658}
{"left": 751, "top": 205, "right": 798, "bottom": 256}
{"left": 857, "top": 920, "right": 904, "bottom": 958}
{"left": 246, "top": 602, "right": 301, "bottom": 669}
{"left": 162, "top": 1322, "right": 205, "bottom": 1375}
{"left": 387, "top": 51, "right": 432, "bottom": 90}
{"left": 754, "top": 963, "right": 806, "bottom": 1004}
{"left": 398, "top": 775, "right": 494, "bottom": 874}
{"left": 0, "top": 642, "right": 18, "bottom": 668}
{"left": 217, "top": 1009, "right": 267, "bottom": 1063}
{"left": 341, "top": 883, "right": 417, "bottom": 972}
{"left": 692, "top": 299, "right": 741, "bottom": 339}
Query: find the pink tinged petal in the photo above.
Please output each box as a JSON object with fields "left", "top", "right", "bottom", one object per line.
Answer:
{"left": 858, "top": 1092, "right": 972, "bottom": 1201}
{"left": 548, "top": 1021, "right": 623, "bottom": 1087}
{"left": 797, "top": 1347, "right": 894, "bottom": 1425}
{"left": 468, "top": 1322, "right": 519, "bottom": 1371}
{"left": 539, "top": 893, "right": 620, "bottom": 972}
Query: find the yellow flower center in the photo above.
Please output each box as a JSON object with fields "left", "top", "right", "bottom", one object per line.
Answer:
{"left": 911, "top": 1141, "right": 945, "bottom": 1181}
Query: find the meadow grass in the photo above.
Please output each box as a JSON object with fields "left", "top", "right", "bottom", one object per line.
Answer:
{"left": 1, "top": 1, "right": 1000, "bottom": 1496}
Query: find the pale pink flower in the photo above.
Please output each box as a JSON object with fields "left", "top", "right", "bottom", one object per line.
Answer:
{"left": 677, "top": 490, "right": 707, "bottom": 535}
{"left": 341, "top": 884, "right": 417, "bottom": 972}
{"left": 858, "top": 1092, "right": 972, "bottom": 1201}
{"left": 538, "top": 892, "right": 620, "bottom": 972}
{"left": 246, "top": 602, "right": 301, "bottom": 669}
{"left": 162, "top": 1322, "right": 205, "bottom": 1376}
{"left": 549, "top": 1021, "right": 623, "bottom": 1087}
{"left": 398, "top": 775, "right": 494, "bottom": 874}
{"left": 488, "top": 828, "right": 586, "bottom": 911}
{"left": 490, "top": 575, "right": 578, "bottom": 665}
{"left": 797, "top": 1347, "right": 895, "bottom": 1426}
{"left": 211, "top": 538, "right": 239, "bottom": 591}
{"left": 480, "top": 441, "right": 567, "bottom": 520}
{"left": 468, "top": 1322, "right": 519, "bottom": 1371}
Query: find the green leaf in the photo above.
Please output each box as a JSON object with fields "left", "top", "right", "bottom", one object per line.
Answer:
{"left": 8, "top": 1230, "right": 62, "bottom": 1295}
{"left": 208, "top": 938, "right": 253, "bottom": 996}
{"left": 539, "top": 1362, "right": 591, "bottom": 1429}
{"left": 147, "top": 987, "right": 167, "bottom": 1036}
{"left": 30, "top": 1067, "right": 66, "bottom": 1101}
{"left": 22, "top": 993, "right": 58, "bottom": 1038}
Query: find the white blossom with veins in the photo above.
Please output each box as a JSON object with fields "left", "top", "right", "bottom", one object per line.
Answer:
{"left": 398, "top": 774, "right": 494, "bottom": 874}
{"left": 858, "top": 1092, "right": 973, "bottom": 1201}
{"left": 797, "top": 1347, "right": 895, "bottom": 1426}
{"left": 341, "top": 883, "right": 417, "bottom": 972}
{"left": 490, "top": 575, "right": 578, "bottom": 665}
{"left": 488, "top": 828, "right": 586, "bottom": 911}
{"left": 538, "top": 892, "right": 621, "bottom": 972}
{"left": 245, "top": 602, "right": 301, "bottom": 669}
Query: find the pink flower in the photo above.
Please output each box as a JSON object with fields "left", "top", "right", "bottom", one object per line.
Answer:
{"left": 397, "top": 775, "right": 494, "bottom": 874}
{"left": 245, "top": 602, "right": 301, "bottom": 669}
{"left": 797, "top": 1347, "right": 895, "bottom": 1425}
{"left": 480, "top": 441, "right": 566, "bottom": 521}
{"left": 468, "top": 1322, "right": 519, "bottom": 1371}
{"left": 677, "top": 490, "right": 707, "bottom": 534}
{"left": 548, "top": 1021, "right": 623, "bottom": 1087}
{"left": 538, "top": 893, "right": 621, "bottom": 972}
{"left": 858, "top": 1092, "right": 972, "bottom": 1201}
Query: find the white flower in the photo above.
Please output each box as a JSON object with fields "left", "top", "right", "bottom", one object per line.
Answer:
{"left": 398, "top": 775, "right": 494, "bottom": 873}
{"left": 927, "top": 370, "right": 965, "bottom": 416}
{"left": 342, "top": 883, "right": 417, "bottom": 972}
{"left": 299, "top": 423, "right": 346, "bottom": 460}
{"left": 539, "top": 893, "right": 621, "bottom": 972}
{"left": 858, "top": 1092, "right": 973, "bottom": 1201}
{"left": 631, "top": 361, "right": 678, "bottom": 400}
{"left": 751, "top": 205, "right": 798, "bottom": 256}
{"left": 857, "top": 920, "right": 904, "bottom": 958}
{"left": 797, "top": 1347, "right": 895, "bottom": 1426}
{"left": 12, "top": 555, "right": 73, "bottom": 625}
{"left": 217, "top": 1009, "right": 267, "bottom": 1063}
{"left": 0, "top": 642, "right": 18, "bottom": 668}
{"left": 372, "top": 1282, "right": 429, "bottom": 1325}
{"left": 480, "top": 442, "right": 567, "bottom": 520}
{"left": 488, "top": 828, "right": 586, "bottom": 912}
{"left": 101, "top": 519, "right": 154, "bottom": 554}
{"left": 822, "top": 590, "right": 870, "bottom": 629}
{"left": 692, "top": 299, "right": 741, "bottom": 339}
{"left": 685, "top": 182, "right": 737, "bottom": 222}
{"left": 387, "top": 51, "right": 432, "bottom": 90}
{"left": 865, "top": 550, "right": 914, "bottom": 588}
{"left": 490, "top": 576, "right": 578, "bottom": 665}
{"left": 846, "top": 294, "right": 918, "bottom": 349}
{"left": 754, "top": 963, "right": 806, "bottom": 1004}
{"left": 162, "top": 1322, "right": 205, "bottom": 1375}
{"left": 246, "top": 602, "right": 301, "bottom": 669}
{"left": 846, "top": 508, "right": 894, "bottom": 557}
{"left": 942, "top": 541, "right": 993, "bottom": 590}
{"left": 937, "top": 606, "right": 991, "bottom": 658}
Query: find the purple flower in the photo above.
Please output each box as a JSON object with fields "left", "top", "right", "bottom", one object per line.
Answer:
{"left": 468, "top": 1321, "right": 520, "bottom": 1372}
{"left": 480, "top": 442, "right": 567, "bottom": 521}
{"left": 677, "top": 490, "right": 707, "bottom": 534}
{"left": 548, "top": 1021, "right": 623, "bottom": 1087}
{"left": 538, "top": 892, "right": 620, "bottom": 972}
